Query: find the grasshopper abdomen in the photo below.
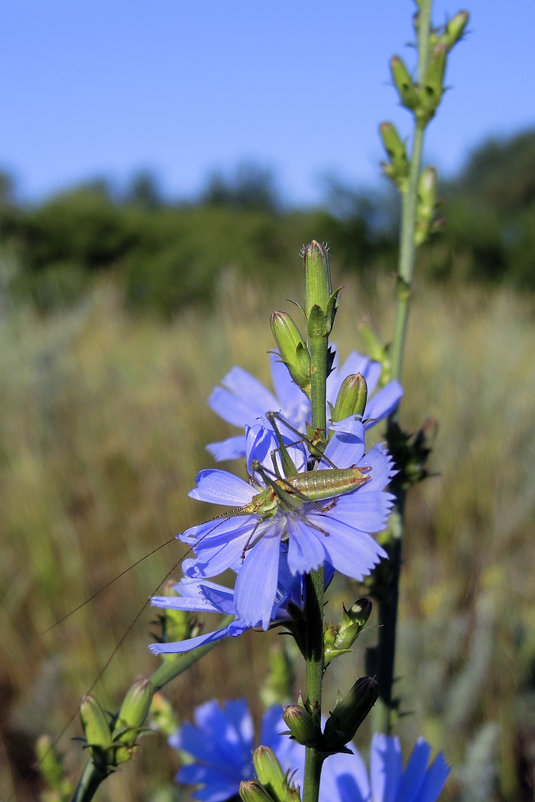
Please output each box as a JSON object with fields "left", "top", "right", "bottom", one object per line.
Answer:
{"left": 282, "top": 466, "right": 371, "bottom": 503}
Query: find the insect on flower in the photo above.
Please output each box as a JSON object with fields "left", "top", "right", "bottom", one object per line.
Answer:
{"left": 180, "top": 414, "right": 395, "bottom": 629}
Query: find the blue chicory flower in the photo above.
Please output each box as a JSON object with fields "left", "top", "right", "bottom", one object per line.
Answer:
{"left": 207, "top": 350, "right": 403, "bottom": 461}
{"left": 181, "top": 417, "right": 394, "bottom": 629}
{"left": 320, "top": 733, "right": 450, "bottom": 802}
{"left": 169, "top": 699, "right": 303, "bottom": 802}
{"left": 148, "top": 552, "right": 316, "bottom": 655}
{"left": 172, "top": 698, "right": 450, "bottom": 802}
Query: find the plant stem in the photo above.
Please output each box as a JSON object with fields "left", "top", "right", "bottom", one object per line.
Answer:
{"left": 303, "top": 331, "right": 328, "bottom": 802}
{"left": 373, "top": 0, "right": 433, "bottom": 736}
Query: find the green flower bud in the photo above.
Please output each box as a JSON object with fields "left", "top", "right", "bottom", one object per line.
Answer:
{"left": 419, "top": 43, "right": 447, "bottom": 122}
{"left": 303, "top": 240, "right": 332, "bottom": 318}
{"left": 239, "top": 780, "right": 276, "bottom": 802}
{"left": 390, "top": 56, "right": 420, "bottom": 111}
{"left": 270, "top": 311, "right": 311, "bottom": 394}
{"left": 253, "top": 746, "right": 289, "bottom": 802}
{"left": 282, "top": 703, "right": 322, "bottom": 748}
{"left": 114, "top": 677, "right": 153, "bottom": 736}
{"left": 324, "top": 598, "right": 373, "bottom": 667}
{"left": 331, "top": 374, "right": 368, "bottom": 423}
{"left": 112, "top": 677, "right": 153, "bottom": 764}
{"left": 438, "top": 10, "right": 469, "bottom": 51}
{"left": 302, "top": 241, "right": 339, "bottom": 340}
{"left": 379, "top": 122, "right": 409, "bottom": 190}
{"left": 415, "top": 166, "right": 439, "bottom": 246}
{"left": 323, "top": 677, "right": 379, "bottom": 753}
{"left": 79, "top": 695, "right": 112, "bottom": 770}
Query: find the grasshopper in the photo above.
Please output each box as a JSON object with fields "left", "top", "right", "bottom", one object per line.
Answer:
{"left": 33, "top": 413, "right": 372, "bottom": 796}
{"left": 184, "top": 411, "right": 372, "bottom": 559}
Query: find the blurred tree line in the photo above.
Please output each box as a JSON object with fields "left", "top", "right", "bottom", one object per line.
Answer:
{"left": 0, "top": 128, "right": 534, "bottom": 316}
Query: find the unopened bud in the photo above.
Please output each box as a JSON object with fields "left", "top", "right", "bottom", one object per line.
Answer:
{"left": 324, "top": 598, "right": 373, "bottom": 667}
{"left": 112, "top": 677, "right": 153, "bottom": 764}
{"left": 323, "top": 677, "right": 379, "bottom": 752}
{"left": 239, "top": 780, "right": 276, "bottom": 802}
{"left": 271, "top": 312, "right": 311, "bottom": 393}
{"left": 114, "top": 678, "right": 153, "bottom": 736}
{"left": 390, "top": 56, "right": 419, "bottom": 111}
{"left": 303, "top": 240, "right": 332, "bottom": 317}
{"left": 79, "top": 695, "right": 112, "bottom": 770}
{"left": 419, "top": 43, "right": 447, "bottom": 122}
{"left": 379, "top": 122, "right": 409, "bottom": 190}
{"left": 332, "top": 374, "right": 368, "bottom": 423}
{"left": 439, "top": 10, "right": 469, "bottom": 51}
{"left": 282, "top": 703, "right": 322, "bottom": 748}
{"left": 253, "top": 746, "right": 289, "bottom": 801}
{"left": 302, "top": 241, "right": 339, "bottom": 339}
{"left": 415, "top": 166, "right": 439, "bottom": 246}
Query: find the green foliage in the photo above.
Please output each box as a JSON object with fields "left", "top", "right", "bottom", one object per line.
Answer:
{"left": 2, "top": 130, "right": 535, "bottom": 314}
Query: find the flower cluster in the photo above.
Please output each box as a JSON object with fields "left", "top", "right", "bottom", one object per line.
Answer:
{"left": 171, "top": 698, "right": 450, "bottom": 802}
{"left": 150, "top": 350, "right": 397, "bottom": 650}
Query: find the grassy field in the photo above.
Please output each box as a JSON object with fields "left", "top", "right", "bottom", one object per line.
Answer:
{"left": 1, "top": 269, "right": 534, "bottom": 801}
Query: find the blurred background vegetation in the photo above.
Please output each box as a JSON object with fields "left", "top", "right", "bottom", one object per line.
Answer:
{"left": 1, "top": 128, "right": 534, "bottom": 802}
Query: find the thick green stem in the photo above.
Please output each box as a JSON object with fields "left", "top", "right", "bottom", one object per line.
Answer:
{"left": 303, "top": 332, "right": 328, "bottom": 802}
{"left": 373, "top": 0, "right": 434, "bottom": 736}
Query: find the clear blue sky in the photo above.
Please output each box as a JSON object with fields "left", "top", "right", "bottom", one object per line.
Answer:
{"left": 2, "top": 0, "right": 534, "bottom": 206}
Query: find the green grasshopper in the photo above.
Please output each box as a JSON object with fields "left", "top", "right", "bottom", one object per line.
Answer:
{"left": 189, "top": 411, "right": 372, "bottom": 558}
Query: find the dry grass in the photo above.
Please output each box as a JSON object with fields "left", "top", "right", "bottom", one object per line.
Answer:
{"left": 1, "top": 272, "right": 534, "bottom": 801}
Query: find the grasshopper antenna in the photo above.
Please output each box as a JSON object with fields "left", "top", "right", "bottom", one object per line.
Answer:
{"left": 39, "top": 535, "right": 178, "bottom": 635}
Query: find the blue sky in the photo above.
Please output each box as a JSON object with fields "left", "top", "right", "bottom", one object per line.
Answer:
{"left": 3, "top": 0, "right": 534, "bottom": 206}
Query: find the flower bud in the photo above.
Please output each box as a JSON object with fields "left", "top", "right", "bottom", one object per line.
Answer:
{"left": 239, "top": 780, "right": 276, "bottom": 802}
{"left": 253, "top": 746, "right": 289, "bottom": 802}
{"left": 390, "top": 56, "right": 420, "bottom": 111}
{"left": 379, "top": 122, "right": 409, "bottom": 190}
{"left": 439, "top": 10, "right": 469, "bottom": 51}
{"left": 282, "top": 703, "right": 322, "bottom": 748}
{"left": 323, "top": 677, "right": 379, "bottom": 752}
{"left": 302, "top": 241, "right": 339, "bottom": 339}
{"left": 79, "top": 695, "right": 112, "bottom": 770}
{"left": 415, "top": 166, "right": 439, "bottom": 246}
{"left": 324, "top": 598, "right": 373, "bottom": 667}
{"left": 114, "top": 677, "right": 153, "bottom": 737}
{"left": 112, "top": 677, "right": 153, "bottom": 764}
{"left": 303, "top": 240, "right": 332, "bottom": 317}
{"left": 331, "top": 374, "right": 368, "bottom": 423}
{"left": 419, "top": 43, "right": 447, "bottom": 122}
{"left": 270, "top": 312, "right": 311, "bottom": 394}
